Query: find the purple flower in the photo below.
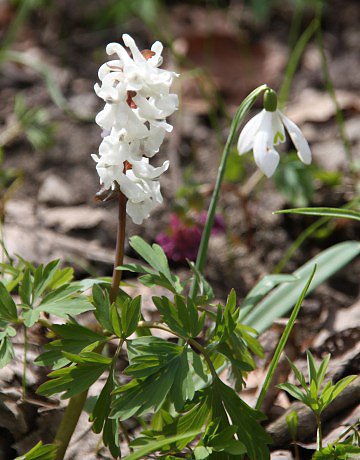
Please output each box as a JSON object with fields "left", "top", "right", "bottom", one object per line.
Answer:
{"left": 156, "top": 212, "right": 225, "bottom": 263}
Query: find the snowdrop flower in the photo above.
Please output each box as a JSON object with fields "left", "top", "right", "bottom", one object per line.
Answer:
{"left": 237, "top": 89, "right": 312, "bottom": 177}
{"left": 93, "top": 34, "right": 178, "bottom": 224}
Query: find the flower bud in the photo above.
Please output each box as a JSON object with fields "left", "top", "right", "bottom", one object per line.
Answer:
{"left": 263, "top": 88, "right": 278, "bottom": 112}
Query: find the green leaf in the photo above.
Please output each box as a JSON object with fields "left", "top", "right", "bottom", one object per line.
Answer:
{"left": 47, "top": 267, "right": 74, "bottom": 290}
{"left": 255, "top": 267, "right": 316, "bottom": 410}
{"left": 130, "top": 236, "right": 171, "bottom": 279}
{"left": 112, "top": 339, "right": 201, "bottom": 419}
{"left": 209, "top": 379, "right": 271, "bottom": 459}
{"left": 275, "top": 207, "right": 360, "bottom": 221}
{"left": 324, "top": 375, "right": 357, "bottom": 409}
{"left": 24, "top": 285, "right": 95, "bottom": 327}
{"left": 243, "top": 242, "right": 360, "bottom": 333}
{"left": 287, "top": 358, "right": 308, "bottom": 391}
{"left": 277, "top": 383, "right": 307, "bottom": 403}
{"left": 239, "top": 274, "right": 297, "bottom": 322}
{"left": 286, "top": 411, "right": 298, "bottom": 440}
{"left": 312, "top": 443, "right": 360, "bottom": 459}
{"left": 92, "top": 284, "right": 113, "bottom": 332}
{"left": 0, "top": 281, "right": 18, "bottom": 322}
{"left": 121, "top": 295, "right": 141, "bottom": 338}
{"left": 90, "top": 373, "right": 115, "bottom": 433}
{"left": 37, "top": 352, "right": 111, "bottom": 399}
{"left": 103, "top": 417, "right": 121, "bottom": 459}
{"left": 307, "top": 350, "right": 319, "bottom": 388}
{"left": 35, "top": 323, "right": 106, "bottom": 369}
{"left": 129, "top": 236, "right": 182, "bottom": 293}
{"left": 19, "top": 268, "right": 32, "bottom": 306}
{"left": 15, "top": 441, "right": 57, "bottom": 460}
{"left": 0, "top": 336, "right": 15, "bottom": 368}
{"left": 33, "top": 260, "right": 61, "bottom": 302}
{"left": 153, "top": 295, "right": 205, "bottom": 339}
{"left": 316, "top": 354, "right": 331, "bottom": 389}
{"left": 39, "top": 286, "right": 94, "bottom": 317}
{"left": 124, "top": 430, "right": 203, "bottom": 460}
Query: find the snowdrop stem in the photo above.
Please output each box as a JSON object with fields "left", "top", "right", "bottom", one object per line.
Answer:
{"left": 190, "top": 84, "right": 268, "bottom": 298}
{"left": 110, "top": 191, "right": 127, "bottom": 303}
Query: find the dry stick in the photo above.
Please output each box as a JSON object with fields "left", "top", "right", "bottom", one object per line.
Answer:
{"left": 54, "top": 193, "right": 127, "bottom": 460}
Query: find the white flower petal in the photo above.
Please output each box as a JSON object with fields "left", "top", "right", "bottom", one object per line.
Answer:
{"left": 280, "top": 112, "right": 312, "bottom": 164}
{"left": 253, "top": 131, "right": 280, "bottom": 177}
{"left": 271, "top": 111, "right": 285, "bottom": 145}
{"left": 237, "top": 110, "right": 265, "bottom": 155}
{"left": 122, "top": 34, "right": 145, "bottom": 62}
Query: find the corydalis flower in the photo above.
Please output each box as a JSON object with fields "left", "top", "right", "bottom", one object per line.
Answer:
{"left": 237, "top": 89, "right": 312, "bottom": 178}
{"left": 93, "top": 34, "right": 178, "bottom": 224}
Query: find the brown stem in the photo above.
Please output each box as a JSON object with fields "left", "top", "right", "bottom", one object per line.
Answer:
{"left": 54, "top": 193, "right": 127, "bottom": 459}
{"left": 110, "top": 192, "right": 127, "bottom": 303}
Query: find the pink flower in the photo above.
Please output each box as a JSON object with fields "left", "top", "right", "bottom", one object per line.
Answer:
{"left": 156, "top": 212, "right": 225, "bottom": 263}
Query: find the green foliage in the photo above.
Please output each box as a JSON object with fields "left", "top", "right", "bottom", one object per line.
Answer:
{"left": 276, "top": 207, "right": 360, "bottom": 221}
{"left": 242, "top": 241, "right": 360, "bottom": 333}
{"left": 312, "top": 443, "right": 360, "bottom": 459}
{"left": 209, "top": 290, "right": 260, "bottom": 390}
{"left": 153, "top": 295, "right": 205, "bottom": 339}
{"left": 0, "top": 280, "right": 18, "bottom": 321}
{"left": 35, "top": 323, "right": 107, "bottom": 369}
{"left": 15, "top": 441, "right": 57, "bottom": 460}
{"left": 286, "top": 411, "right": 299, "bottom": 441}
{"left": 278, "top": 351, "right": 357, "bottom": 415}
{"left": 37, "top": 351, "right": 112, "bottom": 399}
{"left": 120, "top": 236, "right": 182, "bottom": 293}
{"left": 112, "top": 338, "right": 206, "bottom": 418}
{"left": 255, "top": 266, "right": 316, "bottom": 410}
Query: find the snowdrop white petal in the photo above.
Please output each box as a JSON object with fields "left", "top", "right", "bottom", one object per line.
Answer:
{"left": 280, "top": 112, "right": 312, "bottom": 164}
{"left": 253, "top": 131, "right": 280, "bottom": 177}
{"left": 237, "top": 110, "right": 265, "bottom": 155}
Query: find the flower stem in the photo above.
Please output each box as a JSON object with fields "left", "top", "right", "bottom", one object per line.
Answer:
{"left": 53, "top": 193, "right": 127, "bottom": 460}
{"left": 189, "top": 84, "right": 268, "bottom": 298}
{"left": 316, "top": 413, "right": 322, "bottom": 450}
{"left": 110, "top": 192, "right": 127, "bottom": 303}
{"left": 54, "top": 391, "right": 89, "bottom": 460}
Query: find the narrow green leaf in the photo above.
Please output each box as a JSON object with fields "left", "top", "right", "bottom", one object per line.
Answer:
{"left": 129, "top": 236, "right": 171, "bottom": 279}
{"left": 307, "top": 350, "right": 318, "bottom": 388}
{"left": 15, "top": 441, "right": 57, "bottom": 460}
{"left": 124, "top": 430, "right": 202, "bottom": 460}
{"left": 243, "top": 242, "right": 360, "bottom": 333}
{"left": 33, "top": 260, "right": 61, "bottom": 301}
{"left": 275, "top": 207, "right": 360, "bottom": 221}
{"left": 325, "top": 375, "right": 357, "bottom": 408}
{"left": 121, "top": 295, "right": 141, "bottom": 338}
{"left": 277, "top": 383, "right": 307, "bottom": 403}
{"left": 287, "top": 358, "right": 308, "bottom": 391}
{"left": 316, "top": 354, "right": 330, "bottom": 389}
{"left": 19, "top": 268, "right": 32, "bottom": 306}
{"left": 0, "top": 281, "right": 18, "bottom": 321}
{"left": 92, "top": 284, "right": 113, "bottom": 332}
{"left": 239, "top": 274, "right": 297, "bottom": 321}
{"left": 0, "top": 336, "right": 15, "bottom": 368}
{"left": 255, "top": 266, "right": 316, "bottom": 410}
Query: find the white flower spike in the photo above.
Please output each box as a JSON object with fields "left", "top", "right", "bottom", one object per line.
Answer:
{"left": 93, "top": 34, "right": 178, "bottom": 224}
{"left": 237, "top": 89, "right": 312, "bottom": 177}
